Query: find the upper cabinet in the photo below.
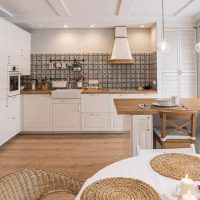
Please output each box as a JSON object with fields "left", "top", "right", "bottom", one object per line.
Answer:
{"left": 162, "top": 29, "right": 197, "bottom": 98}
{"left": 0, "top": 17, "right": 31, "bottom": 75}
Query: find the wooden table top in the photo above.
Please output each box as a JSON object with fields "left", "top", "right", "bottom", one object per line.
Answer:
{"left": 114, "top": 98, "right": 200, "bottom": 115}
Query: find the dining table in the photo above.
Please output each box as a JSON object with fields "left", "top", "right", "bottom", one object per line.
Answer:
{"left": 75, "top": 153, "right": 200, "bottom": 200}
{"left": 114, "top": 98, "right": 200, "bottom": 156}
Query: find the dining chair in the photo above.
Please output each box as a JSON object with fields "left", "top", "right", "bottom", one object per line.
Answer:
{"left": 153, "top": 110, "right": 198, "bottom": 149}
{"left": 0, "top": 169, "right": 84, "bottom": 200}
{"left": 136, "top": 144, "right": 196, "bottom": 156}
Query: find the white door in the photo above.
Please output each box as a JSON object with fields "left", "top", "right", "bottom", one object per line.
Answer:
{"left": 180, "top": 73, "right": 197, "bottom": 98}
{"left": 81, "top": 94, "right": 109, "bottom": 112}
{"left": 53, "top": 100, "right": 80, "bottom": 131}
{"left": 162, "top": 73, "right": 179, "bottom": 98}
{"left": 81, "top": 113, "right": 109, "bottom": 131}
{"left": 132, "top": 115, "right": 153, "bottom": 150}
{"left": 23, "top": 95, "right": 52, "bottom": 131}
{"left": 163, "top": 31, "right": 179, "bottom": 72}
{"left": 0, "top": 19, "right": 8, "bottom": 56}
{"left": 180, "top": 30, "right": 196, "bottom": 73}
{"left": 0, "top": 56, "right": 8, "bottom": 99}
{"left": 7, "top": 24, "right": 20, "bottom": 65}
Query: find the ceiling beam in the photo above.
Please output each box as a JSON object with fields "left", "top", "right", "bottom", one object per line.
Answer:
{"left": 118, "top": 0, "right": 136, "bottom": 17}
{"left": 0, "top": 5, "right": 13, "bottom": 17}
{"left": 47, "top": 0, "right": 71, "bottom": 16}
{"left": 174, "top": 0, "right": 195, "bottom": 16}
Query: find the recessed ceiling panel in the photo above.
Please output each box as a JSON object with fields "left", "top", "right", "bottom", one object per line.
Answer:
{"left": 131, "top": 0, "right": 190, "bottom": 16}
{"left": 0, "top": 0, "right": 55, "bottom": 15}
{"left": 64, "top": 0, "right": 121, "bottom": 16}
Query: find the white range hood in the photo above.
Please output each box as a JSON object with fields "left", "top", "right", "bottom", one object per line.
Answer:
{"left": 109, "top": 26, "right": 134, "bottom": 64}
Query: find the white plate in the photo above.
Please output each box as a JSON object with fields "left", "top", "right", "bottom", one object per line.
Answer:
{"left": 152, "top": 102, "right": 177, "bottom": 107}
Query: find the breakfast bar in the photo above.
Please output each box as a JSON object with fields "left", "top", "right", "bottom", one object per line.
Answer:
{"left": 114, "top": 98, "right": 200, "bottom": 156}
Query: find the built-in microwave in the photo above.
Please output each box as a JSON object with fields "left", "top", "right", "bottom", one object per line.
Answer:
{"left": 8, "top": 65, "right": 21, "bottom": 97}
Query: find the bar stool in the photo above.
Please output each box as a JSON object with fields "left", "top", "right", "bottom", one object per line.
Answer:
{"left": 153, "top": 110, "right": 197, "bottom": 149}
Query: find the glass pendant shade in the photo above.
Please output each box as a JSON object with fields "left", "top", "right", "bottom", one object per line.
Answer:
{"left": 157, "top": 40, "right": 170, "bottom": 52}
{"left": 195, "top": 42, "right": 200, "bottom": 53}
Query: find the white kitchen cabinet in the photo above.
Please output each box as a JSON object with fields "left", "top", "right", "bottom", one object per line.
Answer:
{"left": 109, "top": 94, "right": 136, "bottom": 131}
{"left": 7, "top": 23, "right": 20, "bottom": 65}
{"left": 180, "top": 73, "right": 197, "bottom": 98}
{"left": 163, "top": 31, "right": 179, "bottom": 73}
{"left": 0, "top": 56, "right": 8, "bottom": 99}
{"left": 53, "top": 99, "right": 80, "bottom": 131}
{"left": 81, "top": 113, "right": 109, "bottom": 131}
{"left": 138, "top": 94, "right": 158, "bottom": 98}
{"left": 81, "top": 94, "right": 109, "bottom": 112}
{"left": 162, "top": 73, "right": 179, "bottom": 98}
{"left": 18, "top": 29, "right": 31, "bottom": 75}
{"left": 0, "top": 19, "right": 8, "bottom": 56}
{"left": 162, "top": 29, "right": 197, "bottom": 98}
{"left": 132, "top": 115, "right": 153, "bottom": 150}
{"left": 23, "top": 95, "right": 52, "bottom": 132}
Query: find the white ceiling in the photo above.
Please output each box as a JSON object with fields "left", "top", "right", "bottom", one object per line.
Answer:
{"left": 0, "top": 0, "right": 200, "bottom": 30}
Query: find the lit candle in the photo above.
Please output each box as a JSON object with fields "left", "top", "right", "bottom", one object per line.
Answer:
{"left": 182, "top": 191, "right": 197, "bottom": 200}
{"left": 181, "top": 174, "right": 194, "bottom": 195}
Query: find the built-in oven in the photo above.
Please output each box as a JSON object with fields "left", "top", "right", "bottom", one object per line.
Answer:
{"left": 8, "top": 65, "right": 21, "bottom": 97}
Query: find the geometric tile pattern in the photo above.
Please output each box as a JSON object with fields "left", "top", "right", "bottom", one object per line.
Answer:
{"left": 21, "top": 53, "right": 157, "bottom": 90}
{"left": 150, "top": 51, "right": 157, "bottom": 89}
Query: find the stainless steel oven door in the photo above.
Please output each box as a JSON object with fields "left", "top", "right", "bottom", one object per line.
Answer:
{"left": 8, "top": 72, "right": 20, "bottom": 97}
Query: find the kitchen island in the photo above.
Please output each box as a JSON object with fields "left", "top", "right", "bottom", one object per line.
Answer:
{"left": 114, "top": 98, "right": 200, "bottom": 156}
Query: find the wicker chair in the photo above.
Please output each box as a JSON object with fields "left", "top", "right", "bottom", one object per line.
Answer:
{"left": 0, "top": 169, "right": 84, "bottom": 200}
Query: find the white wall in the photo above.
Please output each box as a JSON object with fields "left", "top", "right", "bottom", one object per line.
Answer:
{"left": 31, "top": 28, "right": 152, "bottom": 54}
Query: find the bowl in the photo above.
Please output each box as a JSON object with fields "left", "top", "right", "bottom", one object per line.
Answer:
{"left": 155, "top": 98, "right": 172, "bottom": 106}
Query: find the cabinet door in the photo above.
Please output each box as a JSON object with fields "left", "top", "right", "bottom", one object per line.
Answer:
{"left": 53, "top": 100, "right": 80, "bottom": 131}
{"left": 138, "top": 94, "right": 158, "bottom": 98}
{"left": 180, "top": 73, "right": 197, "bottom": 98}
{"left": 180, "top": 30, "right": 196, "bottom": 73}
{"left": 162, "top": 73, "right": 179, "bottom": 98}
{"left": 0, "top": 56, "right": 8, "bottom": 99}
{"left": 81, "top": 94, "right": 109, "bottom": 112}
{"left": 110, "top": 94, "right": 138, "bottom": 113}
{"left": 81, "top": 113, "right": 109, "bottom": 131}
{"left": 23, "top": 95, "right": 52, "bottom": 131}
{"left": 19, "top": 31, "right": 31, "bottom": 75}
{"left": 0, "top": 99, "right": 9, "bottom": 146}
{"left": 0, "top": 19, "right": 8, "bottom": 56}
{"left": 163, "top": 31, "right": 179, "bottom": 72}
{"left": 132, "top": 115, "right": 153, "bottom": 150}
{"left": 7, "top": 24, "right": 20, "bottom": 65}
{"left": 110, "top": 113, "right": 130, "bottom": 131}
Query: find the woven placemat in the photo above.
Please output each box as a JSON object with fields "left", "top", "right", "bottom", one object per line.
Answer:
{"left": 80, "top": 177, "right": 161, "bottom": 200}
{"left": 150, "top": 153, "right": 200, "bottom": 181}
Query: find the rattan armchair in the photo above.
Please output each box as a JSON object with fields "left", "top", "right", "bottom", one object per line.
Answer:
{"left": 0, "top": 169, "right": 84, "bottom": 200}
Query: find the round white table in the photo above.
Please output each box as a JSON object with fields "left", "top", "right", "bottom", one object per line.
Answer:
{"left": 75, "top": 154, "right": 200, "bottom": 200}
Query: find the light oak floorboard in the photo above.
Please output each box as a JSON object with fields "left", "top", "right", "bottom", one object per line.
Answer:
{"left": 0, "top": 133, "right": 131, "bottom": 200}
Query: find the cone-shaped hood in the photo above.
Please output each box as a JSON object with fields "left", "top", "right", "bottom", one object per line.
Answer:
{"left": 109, "top": 26, "right": 134, "bottom": 64}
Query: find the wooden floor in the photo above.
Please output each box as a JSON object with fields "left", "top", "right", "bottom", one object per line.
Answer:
{"left": 0, "top": 133, "right": 131, "bottom": 200}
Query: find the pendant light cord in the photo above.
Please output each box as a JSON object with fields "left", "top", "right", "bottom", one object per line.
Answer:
{"left": 162, "top": 0, "right": 165, "bottom": 41}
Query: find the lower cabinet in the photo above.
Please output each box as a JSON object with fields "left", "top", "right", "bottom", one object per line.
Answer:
{"left": 132, "top": 115, "right": 153, "bottom": 149}
{"left": 0, "top": 96, "right": 21, "bottom": 146}
{"left": 23, "top": 95, "right": 52, "bottom": 132}
{"left": 110, "top": 114, "right": 130, "bottom": 131}
{"left": 81, "top": 113, "right": 110, "bottom": 131}
{"left": 53, "top": 99, "right": 80, "bottom": 131}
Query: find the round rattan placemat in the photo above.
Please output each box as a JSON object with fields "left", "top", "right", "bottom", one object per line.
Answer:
{"left": 80, "top": 177, "right": 161, "bottom": 200}
{"left": 150, "top": 153, "right": 200, "bottom": 181}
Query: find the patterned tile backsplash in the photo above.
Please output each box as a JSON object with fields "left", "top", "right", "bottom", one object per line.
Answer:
{"left": 21, "top": 53, "right": 157, "bottom": 90}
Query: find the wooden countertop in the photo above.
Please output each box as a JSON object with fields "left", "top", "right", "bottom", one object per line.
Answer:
{"left": 21, "top": 90, "right": 51, "bottom": 95}
{"left": 114, "top": 98, "right": 200, "bottom": 115}
{"left": 81, "top": 88, "right": 157, "bottom": 94}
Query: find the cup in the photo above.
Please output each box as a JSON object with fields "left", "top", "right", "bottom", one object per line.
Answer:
{"left": 171, "top": 96, "right": 180, "bottom": 106}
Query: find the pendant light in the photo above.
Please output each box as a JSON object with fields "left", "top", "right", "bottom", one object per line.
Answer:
{"left": 157, "top": 0, "right": 170, "bottom": 52}
{"left": 195, "top": 42, "right": 200, "bottom": 53}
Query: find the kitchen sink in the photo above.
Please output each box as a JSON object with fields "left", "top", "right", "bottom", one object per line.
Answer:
{"left": 51, "top": 89, "right": 81, "bottom": 99}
